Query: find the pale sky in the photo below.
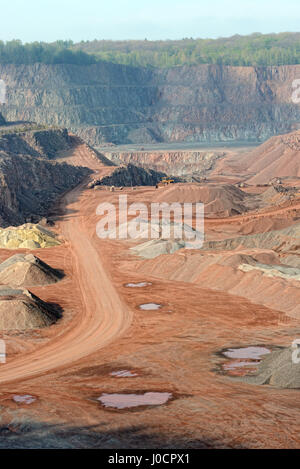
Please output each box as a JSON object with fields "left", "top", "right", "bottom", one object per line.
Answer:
{"left": 0, "top": 0, "right": 299, "bottom": 42}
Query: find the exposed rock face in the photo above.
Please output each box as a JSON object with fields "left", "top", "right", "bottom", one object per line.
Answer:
{"left": 0, "top": 129, "right": 91, "bottom": 227}
{"left": 0, "top": 128, "right": 71, "bottom": 159}
{"left": 1, "top": 63, "right": 300, "bottom": 145}
{"left": 103, "top": 149, "right": 225, "bottom": 177}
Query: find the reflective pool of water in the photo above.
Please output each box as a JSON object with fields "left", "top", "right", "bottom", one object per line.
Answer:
{"left": 221, "top": 346, "right": 271, "bottom": 376}
{"left": 13, "top": 395, "right": 36, "bottom": 405}
{"left": 110, "top": 370, "right": 138, "bottom": 378}
{"left": 223, "top": 346, "right": 270, "bottom": 360}
{"left": 125, "top": 282, "right": 152, "bottom": 288}
{"left": 97, "top": 392, "right": 172, "bottom": 409}
{"left": 139, "top": 303, "right": 161, "bottom": 310}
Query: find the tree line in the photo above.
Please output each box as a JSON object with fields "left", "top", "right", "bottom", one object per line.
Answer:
{"left": 73, "top": 33, "right": 300, "bottom": 67}
{"left": 0, "top": 33, "right": 300, "bottom": 67}
{"left": 0, "top": 40, "right": 96, "bottom": 65}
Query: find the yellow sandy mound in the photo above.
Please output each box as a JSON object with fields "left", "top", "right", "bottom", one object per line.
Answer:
{"left": 0, "top": 224, "right": 60, "bottom": 249}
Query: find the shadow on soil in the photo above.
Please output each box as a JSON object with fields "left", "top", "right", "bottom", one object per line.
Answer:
{"left": 0, "top": 421, "right": 238, "bottom": 449}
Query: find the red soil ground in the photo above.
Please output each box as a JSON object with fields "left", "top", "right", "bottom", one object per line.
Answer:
{"left": 0, "top": 141, "right": 299, "bottom": 449}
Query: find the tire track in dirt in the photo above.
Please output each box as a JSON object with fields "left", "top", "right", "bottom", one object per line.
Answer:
{"left": 0, "top": 170, "right": 132, "bottom": 385}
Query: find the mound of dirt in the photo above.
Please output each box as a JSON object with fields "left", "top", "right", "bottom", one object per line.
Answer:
{"left": 238, "top": 262, "right": 300, "bottom": 281}
{"left": 152, "top": 183, "right": 251, "bottom": 216}
{"left": 131, "top": 239, "right": 186, "bottom": 259}
{"left": 0, "top": 254, "right": 63, "bottom": 287}
{"left": 110, "top": 217, "right": 199, "bottom": 242}
{"left": 239, "top": 347, "right": 300, "bottom": 388}
{"left": 131, "top": 248, "right": 300, "bottom": 317}
{"left": 237, "top": 216, "right": 295, "bottom": 236}
{"left": 259, "top": 185, "right": 295, "bottom": 207}
{"left": 211, "top": 130, "right": 300, "bottom": 185}
{"left": 203, "top": 222, "right": 300, "bottom": 253}
{"left": 0, "top": 224, "right": 60, "bottom": 249}
{"left": 246, "top": 131, "right": 300, "bottom": 185}
{"left": 0, "top": 286, "right": 60, "bottom": 331}
{"left": 96, "top": 163, "right": 166, "bottom": 187}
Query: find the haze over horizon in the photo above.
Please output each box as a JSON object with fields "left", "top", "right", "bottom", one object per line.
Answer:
{"left": 0, "top": 0, "right": 299, "bottom": 43}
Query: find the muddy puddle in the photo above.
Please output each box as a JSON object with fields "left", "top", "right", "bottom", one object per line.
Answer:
{"left": 110, "top": 370, "right": 138, "bottom": 378}
{"left": 97, "top": 391, "right": 172, "bottom": 410}
{"left": 12, "top": 395, "right": 36, "bottom": 405}
{"left": 220, "top": 346, "right": 271, "bottom": 376}
{"left": 139, "top": 303, "right": 162, "bottom": 310}
{"left": 125, "top": 282, "right": 152, "bottom": 288}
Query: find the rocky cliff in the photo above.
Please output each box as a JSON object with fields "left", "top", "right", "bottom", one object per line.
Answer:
{"left": 0, "top": 63, "right": 300, "bottom": 145}
{"left": 103, "top": 149, "right": 225, "bottom": 177}
{"left": 0, "top": 128, "right": 90, "bottom": 227}
{"left": 0, "top": 127, "right": 71, "bottom": 159}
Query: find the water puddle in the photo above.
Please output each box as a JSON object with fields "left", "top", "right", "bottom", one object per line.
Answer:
{"left": 125, "top": 282, "right": 152, "bottom": 288}
{"left": 12, "top": 395, "right": 36, "bottom": 405}
{"left": 110, "top": 370, "right": 138, "bottom": 378}
{"left": 220, "top": 346, "right": 271, "bottom": 377}
{"left": 97, "top": 391, "right": 172, "bottom": 409}
{"left": 223, "top": 346, "right": 270, "bottom": 360}
{"left": 222, "top": 361, "right": 258, "bottom": 371}
{"left": 139, "top": 303, "right": 162, "bottom": 310}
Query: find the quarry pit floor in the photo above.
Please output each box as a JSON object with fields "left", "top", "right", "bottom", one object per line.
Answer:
{"left": 0, "top": 143, "right": 299, "bottom": 449}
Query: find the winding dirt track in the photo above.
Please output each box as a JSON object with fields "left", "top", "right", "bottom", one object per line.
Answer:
{"left": 0, "top": 182, "right": 132, "bottom": 385}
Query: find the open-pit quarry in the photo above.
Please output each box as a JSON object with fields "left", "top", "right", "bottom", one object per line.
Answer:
{"left": 0, "top": 129, "right": 299, "bottom": 449}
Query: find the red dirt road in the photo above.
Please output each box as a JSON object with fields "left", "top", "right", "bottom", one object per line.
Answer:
{"left": 0, "top": 182, "right": 132, "bottom": 385}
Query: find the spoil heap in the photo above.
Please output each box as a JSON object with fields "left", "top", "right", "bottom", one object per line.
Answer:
{"left": 0, "top": 253, "right": 63, "bottom": 287}
{"left": 0, "top": 286, "right": 60, "bottom": 330}
{"left": 0, "top": 224, "right": 60, "bottom": 249}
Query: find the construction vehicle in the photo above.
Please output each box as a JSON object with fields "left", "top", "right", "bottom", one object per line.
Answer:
{"left": 158, "top": 176, "right": 175, "bottom": 186}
